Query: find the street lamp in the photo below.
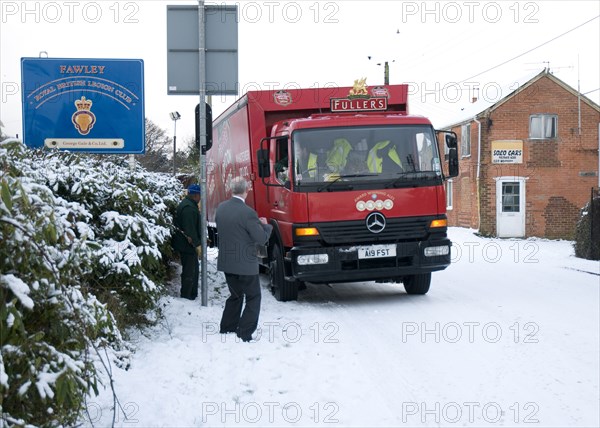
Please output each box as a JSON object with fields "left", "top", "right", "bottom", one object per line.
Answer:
{"left": 170, "top": 111, "right": 181, "bottom": 176}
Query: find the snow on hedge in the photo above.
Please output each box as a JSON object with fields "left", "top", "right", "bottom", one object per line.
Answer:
{"left": 1, "top": 140, "right": 185, "bottom": 426}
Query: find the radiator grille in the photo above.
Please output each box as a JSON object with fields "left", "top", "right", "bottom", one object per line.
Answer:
{"left": 315, "top": 217, "right": 433, "bottom": 244}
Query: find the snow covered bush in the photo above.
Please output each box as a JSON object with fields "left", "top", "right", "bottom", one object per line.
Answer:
{"left": 1, "top": 140, "right": 184, "bottom": 426}
{"left": 574, "top": 196, "right": 600, "bottom": 260}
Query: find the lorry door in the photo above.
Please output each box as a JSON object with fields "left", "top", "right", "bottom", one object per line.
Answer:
{"left": 270, "top": 136, "right": 295, "bottom": 247}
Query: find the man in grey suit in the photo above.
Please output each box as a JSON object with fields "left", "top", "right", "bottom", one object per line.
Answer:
{"left": 216, "top": 177, "right": 273, "bottom": 342}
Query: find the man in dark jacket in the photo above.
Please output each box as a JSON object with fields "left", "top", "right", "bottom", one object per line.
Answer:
{"left": 172, "top": 184, "right": 202, "bottom": 300}
{"left": 216, "top": 177, "right": 273, "bottom": 342}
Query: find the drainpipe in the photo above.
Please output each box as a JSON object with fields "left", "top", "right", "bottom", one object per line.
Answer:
{"left": 474, "top": 117, "right": 482, "bottom": 231}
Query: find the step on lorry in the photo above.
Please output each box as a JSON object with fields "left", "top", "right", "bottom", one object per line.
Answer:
{"left": 206, "top": 80, "right": 459, "bottom": 301}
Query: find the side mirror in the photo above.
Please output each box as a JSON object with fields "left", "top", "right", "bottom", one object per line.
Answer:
{"left": 195, "top": 102, "right": 213, "bottom": 154}
{"left": 445, "top": 133, "right": 457, "bottom": 149}
{"left": 257, "top": 149, "right": 270, "bottom": 178}
{"left": 448, "top": 147, "right": 459, "bottom": 178}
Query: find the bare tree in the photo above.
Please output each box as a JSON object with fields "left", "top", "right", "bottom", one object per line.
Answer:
{"left": 136, "top": 119, "right": 173, "bottom": 172}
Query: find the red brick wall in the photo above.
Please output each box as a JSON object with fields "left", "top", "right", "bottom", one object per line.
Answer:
{"left": 446, "top": 74, "right": 600, "bottom": 239}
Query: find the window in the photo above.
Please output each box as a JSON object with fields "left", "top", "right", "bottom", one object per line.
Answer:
{"left": 461, "top": 123, "right": 471, "bottom": 157}
{"left": 291, "top": 125, "right": 442, "bottom": 186}
{"left": 501, "top": 182, "right": 520, "bottom": 212}
{"left": 446, "top": 180, "right": 453, "bottom": 210}
{"left": 274, "top": 137, "right": 289, "bottom": 182}
{"left": 529, "top": 114, "right": 557, "bottom": 139}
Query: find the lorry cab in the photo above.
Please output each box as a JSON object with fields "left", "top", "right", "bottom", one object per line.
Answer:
{"left": 259, "top": 113, "right": 457, "bottom": 301}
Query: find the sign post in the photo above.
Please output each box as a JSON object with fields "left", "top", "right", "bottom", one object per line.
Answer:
{"left": 198, "top": 0, "right": 208, "bottom": 307}
{"left": 167, "top": 3, "right": 238, "bottom": 306}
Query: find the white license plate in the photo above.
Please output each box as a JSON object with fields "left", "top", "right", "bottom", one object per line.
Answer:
{"left": 358, "top": 244, "right": 396, "bottom": 259}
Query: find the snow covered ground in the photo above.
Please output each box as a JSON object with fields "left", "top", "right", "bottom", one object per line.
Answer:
{"left": 81, "top": 228, "right": 599, "bottom": 427}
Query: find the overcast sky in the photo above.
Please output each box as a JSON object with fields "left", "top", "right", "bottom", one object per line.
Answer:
{"left": 1, "top": 0, "right": 599, "bottom": 145}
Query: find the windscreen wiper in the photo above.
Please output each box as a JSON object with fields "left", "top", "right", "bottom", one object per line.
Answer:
{"left": 385, "top": 171, "right": 439, "bottom": 188}
{"left": 317, "top": 174, "right": 375, "bottom": 192}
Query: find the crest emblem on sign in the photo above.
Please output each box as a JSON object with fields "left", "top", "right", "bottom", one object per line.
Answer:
{"left": 371, "top": 86, "right": 389, "bottom": 97}
{"left": 71, "top": 96, "right": 96, "bottom": 135}
{"left": 274, "top": 90, "right": 292, "bottom": 106}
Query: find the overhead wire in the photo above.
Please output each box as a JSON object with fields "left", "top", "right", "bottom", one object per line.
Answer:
{"left": 456, "top": 15, "right": 600, "bottom": 84}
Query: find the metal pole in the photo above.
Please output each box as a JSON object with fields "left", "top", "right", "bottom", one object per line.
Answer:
{"left": 198, "top": 0, "right": 208, "bottom": 307}
{"left": 172, "top": 120, "right": 177, "bottom": 176}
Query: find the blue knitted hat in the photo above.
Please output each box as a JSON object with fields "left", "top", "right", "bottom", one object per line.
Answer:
{"left": 187, "top": 184, "right": 201, "bottom": 195}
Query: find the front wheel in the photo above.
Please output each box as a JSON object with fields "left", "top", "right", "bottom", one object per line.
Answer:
{"left": 270, "top": 244, "right": 299, "bottom": 302}
{"left": 403, "top": 273, "right": 431, "bottom": 295}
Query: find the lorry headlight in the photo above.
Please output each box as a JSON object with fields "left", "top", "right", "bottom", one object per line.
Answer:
{"left": 424, "top": 245, "right": 450, "bottom": 257}
{"left": 297, "top": 254, "right": 329, "bottom": 265}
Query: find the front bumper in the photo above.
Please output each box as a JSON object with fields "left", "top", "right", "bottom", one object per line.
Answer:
{"left": 289, "top": 239, "right": 451, "bottom": 283}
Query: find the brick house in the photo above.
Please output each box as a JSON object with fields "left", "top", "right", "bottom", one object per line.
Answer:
{"left": 441, "top": 69, "right": 600, "bottom": 239}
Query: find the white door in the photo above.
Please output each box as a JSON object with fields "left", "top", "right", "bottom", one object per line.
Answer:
{"left": 496, "top": 177, "right": 526, "bottom": 238}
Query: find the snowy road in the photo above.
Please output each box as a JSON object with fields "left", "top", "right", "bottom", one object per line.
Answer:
{"left": 84, "top": 228, "right": 599, "bottom": 427}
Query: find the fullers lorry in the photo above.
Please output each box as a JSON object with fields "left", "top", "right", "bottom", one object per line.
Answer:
{"left": 206, "top": 80, "right": 459, "bottom": 301}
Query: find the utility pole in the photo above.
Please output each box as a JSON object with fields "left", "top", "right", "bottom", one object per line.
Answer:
{"left": 368, "top": 56, "right": 394, "bottom": 85}
{"left": 384, "top": 61, "right": 390, "bottom": 85}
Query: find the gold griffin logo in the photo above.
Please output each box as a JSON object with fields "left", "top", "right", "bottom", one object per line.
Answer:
{"left": 71, "top": 96, "right": 96, "bottom": 135}
{"left": 348, "top": 77, "right": 369, "bottom": 98}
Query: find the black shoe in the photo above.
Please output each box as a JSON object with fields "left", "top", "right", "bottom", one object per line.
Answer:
{"left": 237, "top": 331, "right": 258, "bottom": 342}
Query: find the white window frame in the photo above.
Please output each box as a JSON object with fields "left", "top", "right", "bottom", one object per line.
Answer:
{"left": 529, "top": 114, "right": 558, "bottom": 139}
{"left": 461, "top": 123, "right": 471, "bottom": 157}
{"left": 446, "top": 179, "right": 453, "bottom": 210}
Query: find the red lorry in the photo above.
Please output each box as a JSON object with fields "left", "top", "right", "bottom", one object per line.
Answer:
{"left": 206, "top": 81, "right": 459, "bottom": 301}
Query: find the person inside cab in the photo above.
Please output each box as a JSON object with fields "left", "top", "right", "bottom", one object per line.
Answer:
{"left": 296, "top": 137, "right": 352, "bottom": 182}
{"left": 326, "top": 138, "right": 352, "bottom": 173}
{"left": 367, "top": 140, "right": 403, "bottom": 173}
{"left": 295, "top": 143, "right": 319, "bottom": 181}
{"left": 342, "top": 138, "right": 369, "bottom": 174}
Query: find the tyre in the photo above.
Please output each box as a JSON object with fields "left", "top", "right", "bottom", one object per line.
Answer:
{"left": 403, "top": 273, "right": 431, "bottom": 295}
{"left": 270, "top": 244, "right": 299, "bottom": 302}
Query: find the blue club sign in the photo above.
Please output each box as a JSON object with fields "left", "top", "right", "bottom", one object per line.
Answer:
{"left": 21, "top": 58, "right": 145, "bottom": 153}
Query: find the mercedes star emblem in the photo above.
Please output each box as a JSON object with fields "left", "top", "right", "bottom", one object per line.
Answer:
{"left": 366, "top": 212, "right": 386, "bottom": 234}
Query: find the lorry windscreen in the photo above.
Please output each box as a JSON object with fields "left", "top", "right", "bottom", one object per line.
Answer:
{"left": 291, "top": 125, "right": 442, "bottom": 188}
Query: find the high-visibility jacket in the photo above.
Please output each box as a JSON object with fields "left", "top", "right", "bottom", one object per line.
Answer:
{"left": 367, "top": 140, "right": 402, "bottom": 173}
{"left": 307, "top": 153, "right": 318, "bottom": 178}
{"left": 326, "top": 138, "right": 352, "bottom": 172}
